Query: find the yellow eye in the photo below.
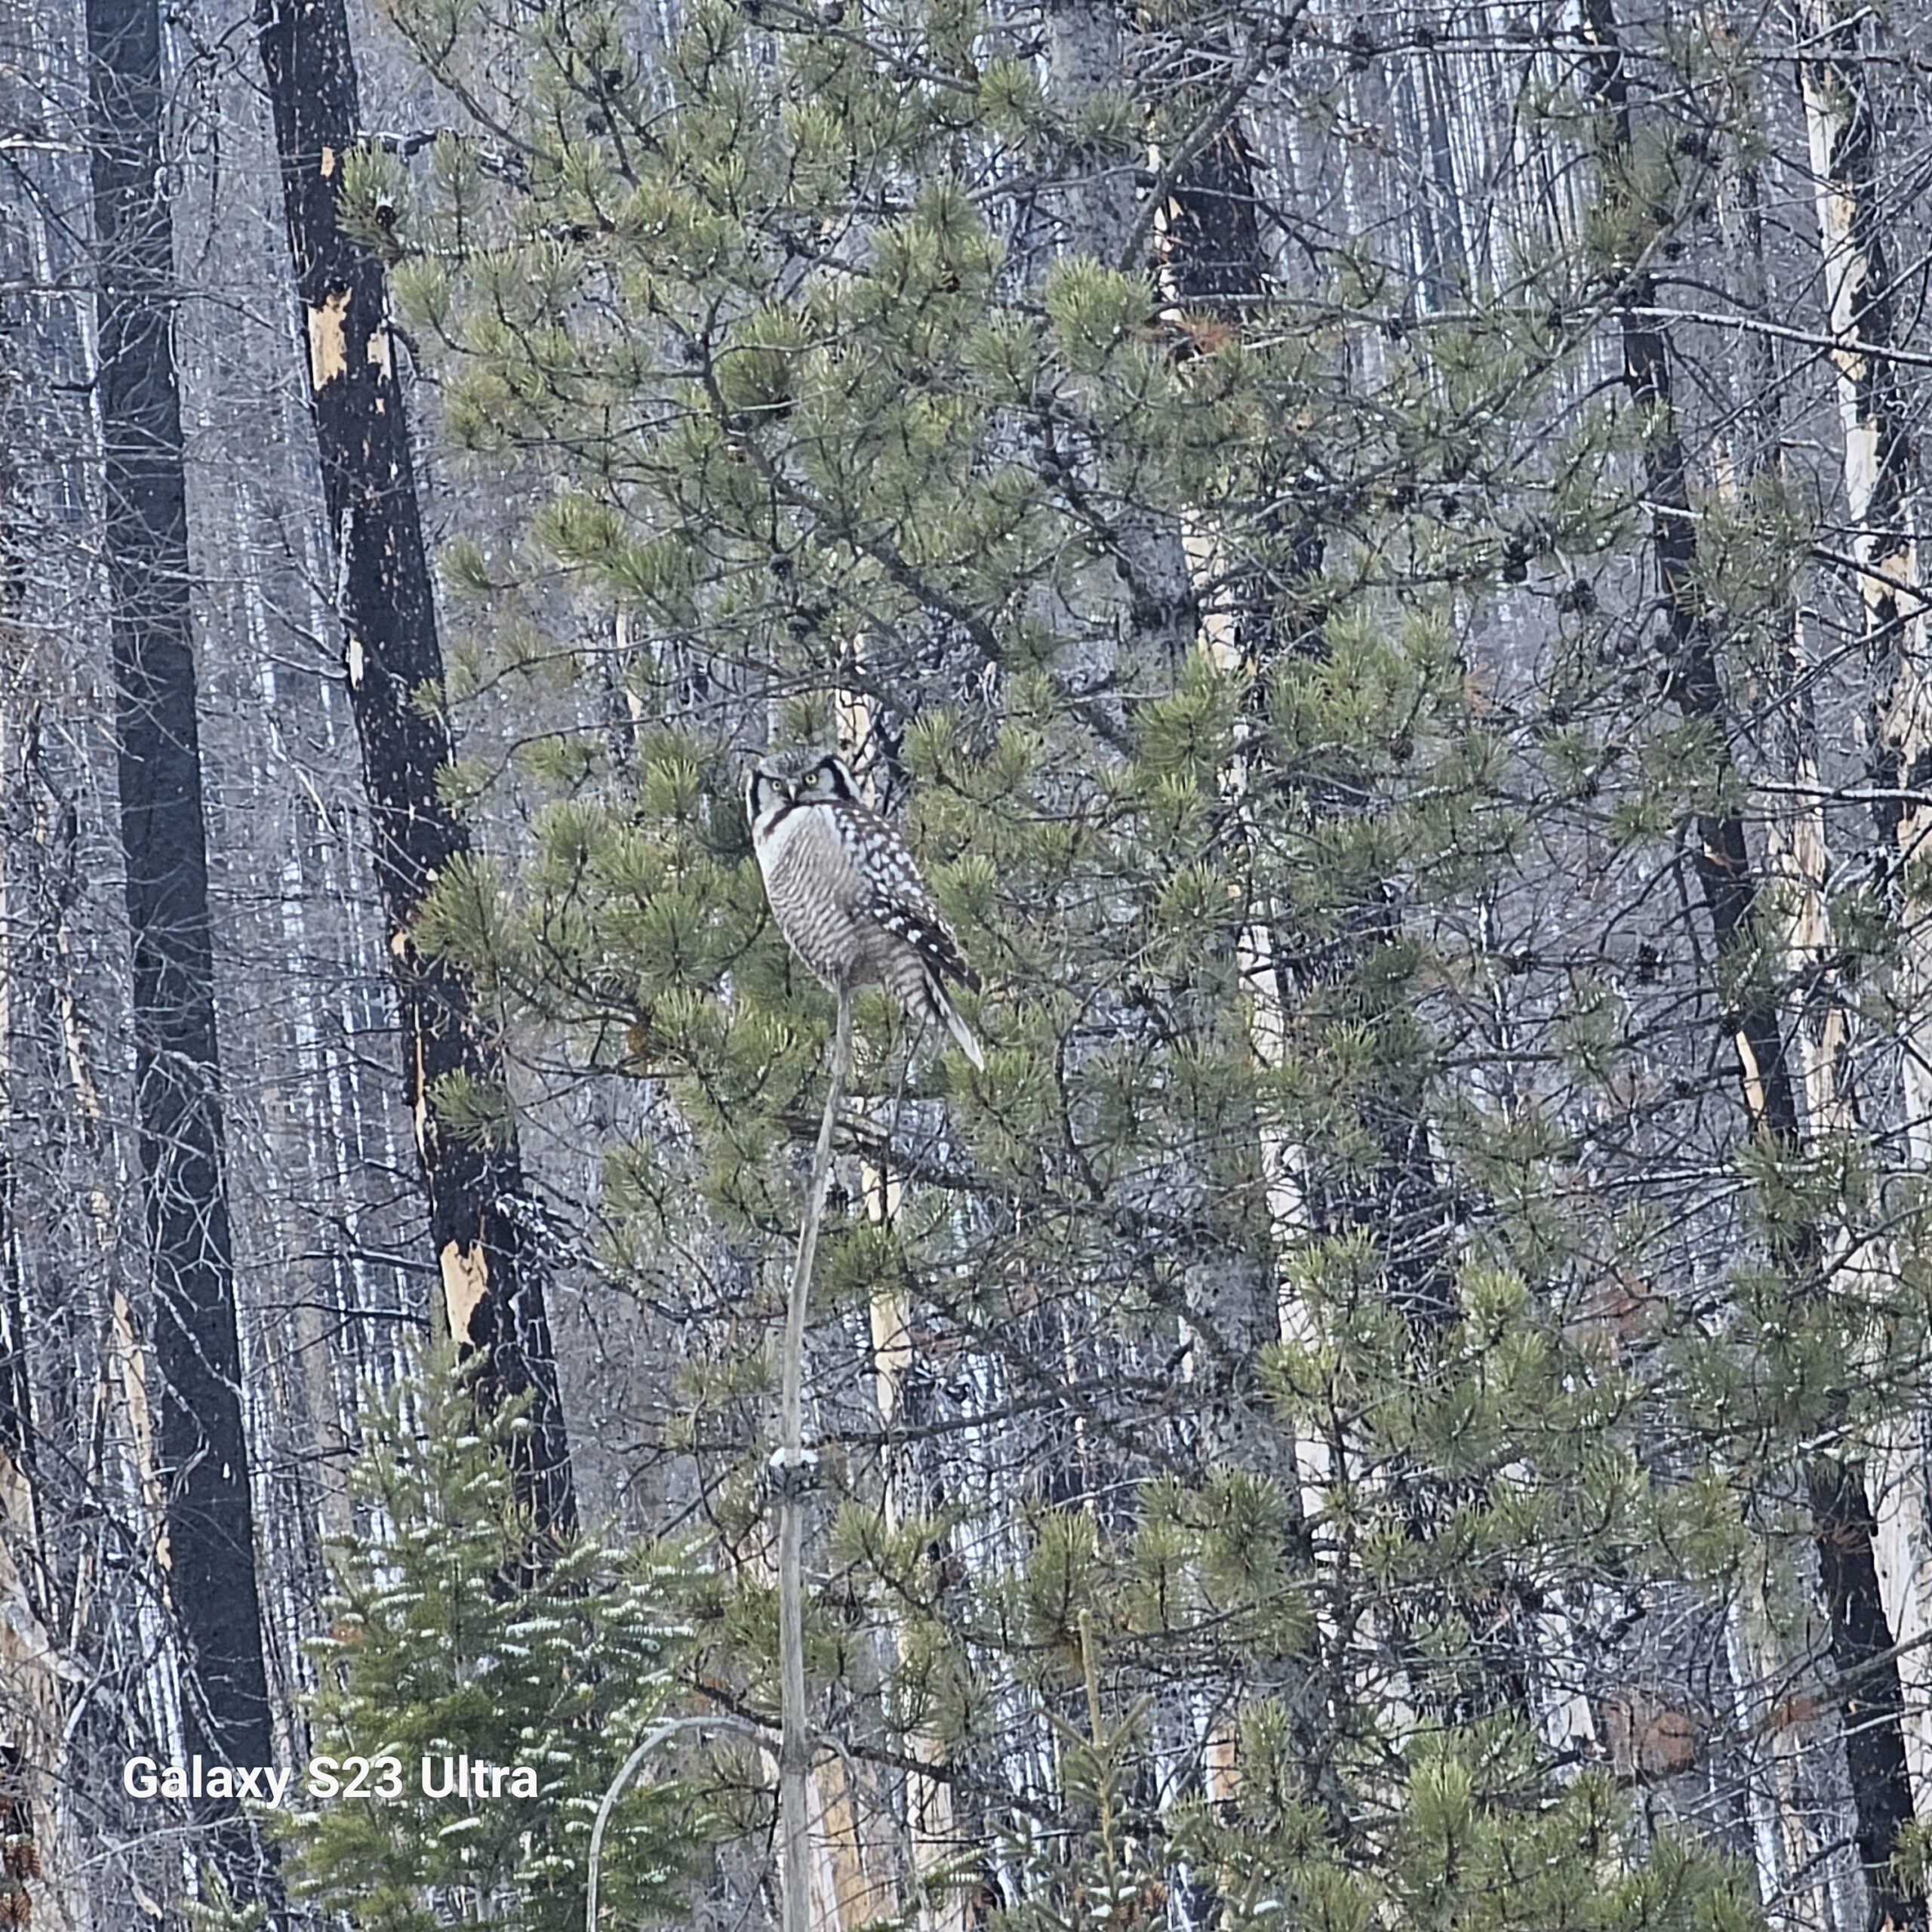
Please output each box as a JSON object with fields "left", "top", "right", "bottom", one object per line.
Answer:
{"left": 803, "top": 771, "right": 820, "bottom": 787}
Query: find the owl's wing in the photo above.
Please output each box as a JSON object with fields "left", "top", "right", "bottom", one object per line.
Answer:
{"left": 838, "top": 803, "right": 979, "bottom": 991}
{"left": 864, "top": 884, "right": 980, "bottom": 992}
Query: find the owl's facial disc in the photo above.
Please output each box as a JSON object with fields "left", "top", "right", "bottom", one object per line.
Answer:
{"left": 746, "top": 768, "right": 790, "bottom": 823}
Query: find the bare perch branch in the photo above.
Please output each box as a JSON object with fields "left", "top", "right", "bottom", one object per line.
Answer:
{"left": 777, "top": 987, "right": 852, "bottom": 1932}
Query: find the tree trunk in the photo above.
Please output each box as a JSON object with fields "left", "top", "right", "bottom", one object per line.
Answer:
{"left": 83, "top": 0, "right": 281, "bottom": 1900}
{"left": 1580, "top": 5, "right": 1921, "bottom": 1920}
{"left": 1801, "top": 0, "right": 1932, "bottom": 1833}
{"left": 1043, "top": 0, "right": 1195, "bottom": 679}
{"left": 1712, "top": 135, "right": 1872, "bottom": 1927}
{"left": 0, "top": 1158, "right": 66, "bottom": 1932}
{"left": 254, "top": 0, "right": 576, "bottom": 1539}
{"left": 0, "top": 469, "right": 84, "bottom": 1932}
{"left": 1158, "top": 46, "right": 1331, "bottom": 1496}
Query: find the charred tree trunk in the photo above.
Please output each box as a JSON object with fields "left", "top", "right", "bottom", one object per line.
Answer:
{"left": 1162, "top": 39, "right": 1452, "bottom": 1333}
{"left": 1801, "top": 0, "right": 1932, "bottom": 1832}
{"left": 83, "top": 0, "right": 281, "bottom": 1902}
{"left": 1575, "top": 1, "right": 1790, "bottom": 1129}
{"left": 1580, "top": 6, "right": 1920, "bottom": 1921}
{"left": 1151, "top": 31, "right": 1523, "bottom": 1797}
{"left": 255, "top": 0, "right": 575, "bottom": 1540}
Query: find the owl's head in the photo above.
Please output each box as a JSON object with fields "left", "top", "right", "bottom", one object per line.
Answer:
{"left": 744, "top": 750, "right": 859, "bottom": 826}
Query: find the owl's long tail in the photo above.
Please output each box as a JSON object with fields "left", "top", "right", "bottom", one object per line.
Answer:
{"left": 924, "top": 971, "right": 986, "bottom": 1072}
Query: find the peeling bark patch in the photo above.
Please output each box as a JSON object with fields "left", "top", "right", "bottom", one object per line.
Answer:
{"left": 307, "top": 288, "right": 351, "bottom": 389}
{"left": 344, "top": 631, "right": 364, "bottom": 687}
{"left": 367, "top": 323, "right": 392, "bottom": 378}
{"left": 440, "top": 1240, "right": 490, "bottom": 1345}
{"left": 320, "top": 143, "right": 336, "bottom": 177}
{"left": 1734, "top": 1030, "right": 1767, "bottom": 1127}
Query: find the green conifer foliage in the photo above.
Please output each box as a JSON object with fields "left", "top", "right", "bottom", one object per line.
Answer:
{"left": 319, "top": 0, "right": 1930, "bottom": 1921}
{"left": 281, "top": 1349, "right": 698, "bottom": 1930}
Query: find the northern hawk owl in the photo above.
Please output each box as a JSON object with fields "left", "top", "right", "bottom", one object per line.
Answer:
{"left": 745, "top": 751, "right": 986, "bottom": 1070}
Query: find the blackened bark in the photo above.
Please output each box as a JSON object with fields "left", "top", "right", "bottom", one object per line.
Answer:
{"left": 1576, "top": 0, "right": 1793, "bottom": 1134}
{"left": 255, "top": 0, "right": 576, "bottom": 1539}
{"left": 1811, "top": 1463, "right": 1919, "bottom": 1914}
{"left": 1580, "top": 7, "right": 1920, "bottom": 1920}
{"left": 84, "top": 0, "right": 280, "bottom": 1900}
{"left": 1159, "top": 104, "right": 1268, "bottom": 314}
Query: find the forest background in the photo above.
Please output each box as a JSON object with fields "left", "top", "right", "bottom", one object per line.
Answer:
{"left": 5, "top": 0, "right": 1932, "bottom": 1924}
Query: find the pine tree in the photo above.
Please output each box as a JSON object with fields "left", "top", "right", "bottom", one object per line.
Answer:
{"left": 312, "top": 0, "right": 1926, "bottom": 1924}
{"left": 281, "top": 1345, "right": 697, "bottom": 1930}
